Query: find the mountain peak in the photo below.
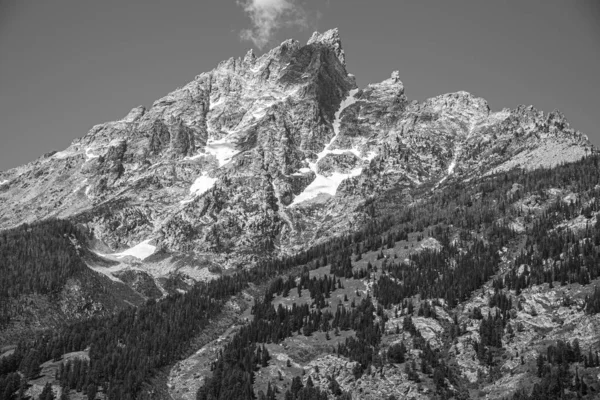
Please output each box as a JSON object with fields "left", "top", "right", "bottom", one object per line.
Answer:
{"left": 378, "top": 70, "right": 404, "bottom": 87}
{"left": 307, "top": 28, "right": 345, "bottom": 66}
{"left": 123, "top": 106, "right": 146, "bottom": 123}
{"left": 243, "top": 48, "right": 256, "bottom": 64}
{"left": 390, "top": 70, "right": 401, "bottom": 82}
{"left": 0, "top": 28, "right": 592, "bottom": 276}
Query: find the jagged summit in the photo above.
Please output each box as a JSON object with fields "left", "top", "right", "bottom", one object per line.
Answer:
{"left": 0, "top": 28, "right": 593, "bottom": 283}
{"left": 307, "top": 28, "right": 346, "bottom": 66}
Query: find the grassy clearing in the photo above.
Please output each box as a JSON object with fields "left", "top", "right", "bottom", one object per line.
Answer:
{"left": 253, "top": 329, "right": 356, "bottom": 398}
{"left": 26, "top": 349, "right": 92, "bottom": 400}
{"left": 271, "top": 264, "right": 367, "bottom": 315}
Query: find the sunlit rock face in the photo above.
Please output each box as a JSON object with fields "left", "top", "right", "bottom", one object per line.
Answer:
{"left": 0, "top": 28, "right": 592, "bottom": 279}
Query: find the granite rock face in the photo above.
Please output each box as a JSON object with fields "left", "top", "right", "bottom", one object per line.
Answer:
{"left": 0, "top": 29, "right": 593, "bottom": 291}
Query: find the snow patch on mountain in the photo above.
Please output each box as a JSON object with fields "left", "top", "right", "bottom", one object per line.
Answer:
{"left": 190, "top": 174, "right": 217, "bottom": 196}
{"left": 183, "top": 154, "right": 204, "bottom": 161}
{"left": 111, "top": 240, "right": 156, "bottom": 260}
{"left": 181, "top": 173, "right": 217, "bottom": 204}
{"left": 434, "top": 143, "right": 462, "bottom": 189}
{"left": 53, "top": 150, "right": 74, "bottom": 159}
{"left": 206, "top": 138, "right": 239, "bottom": 167}
{"left": 209, "top": 96, "right": 225, "bottom": 111}
{"left": 290, "top": 89, "right": 364, "bottom": 205}
{"left": 291, "top": 168, "right": 363, "bottom": 205}
{"left": 331, "top": 90, "right": 359, "bottom": 140}
{"left": 85, "top": 147, "right": 100, "bottom": 160}
{"left": 447, "top": 157, "right": 458, "bottom": 175}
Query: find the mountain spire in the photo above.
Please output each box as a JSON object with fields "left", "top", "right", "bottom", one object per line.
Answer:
{"left": 307, "top": 28, "right": 346, "bottom": 66}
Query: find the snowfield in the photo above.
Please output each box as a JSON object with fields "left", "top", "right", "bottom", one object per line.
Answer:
{"left": 180, "top": 173, "right": 218, "bottom": 205}
{"left": 111, "top": 240, "right": 156, "bottom": 260}
{"left": 183, "top": 153, "right": 204, "bottom": 161}
{"left": 85, "top": 147, "right": 100, "bottom": 160}
{"left": 190, "top": 173, "right": 217, "bottom": 196}
{"left": 291, "top": 167, "right": 363, "bottom": 204}
{"left": 206, "top": 138, "right": 239, "bottom": 167}
{"left": 290, "top": 89, "right": 364, "bottom": 206}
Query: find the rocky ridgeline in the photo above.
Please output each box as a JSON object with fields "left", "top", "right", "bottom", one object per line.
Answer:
{"left": 0, "top": 28, "right": 594, "bottom": 299}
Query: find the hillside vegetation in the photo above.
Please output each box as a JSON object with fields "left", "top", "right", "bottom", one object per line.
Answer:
{"left": 1, "top": 154, "right": 599, "bottom": 399}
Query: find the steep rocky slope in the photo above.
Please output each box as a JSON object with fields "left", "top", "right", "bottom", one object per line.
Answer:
{"left": 0, "top": 29, "right": 592, "bottom": 296}
{"left": 169, "top": 158, "right": 600, "bottom": 400}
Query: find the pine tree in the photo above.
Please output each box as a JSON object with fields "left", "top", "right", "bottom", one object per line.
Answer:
{"left": 536, "top": 353, "right": 545, "bottom": 377}
{"left": 306, "top": 376, "right": 314, "bottom": 388}
{"left": 39, "top": 383, "right": 55, "bottom": 400}
{"left": 86, "top": 383, "right": 97, "bottom": 400}
{"left": 290, "top": 376, "right": 303, "bottom": 396}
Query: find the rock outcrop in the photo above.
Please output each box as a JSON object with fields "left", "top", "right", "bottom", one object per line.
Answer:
{"left": 0, "top": 28, "right": 593, "bottom": 292}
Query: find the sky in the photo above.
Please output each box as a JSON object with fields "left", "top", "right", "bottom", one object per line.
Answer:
{"left": 0, "top": 0, "right": 599, "bottom": 171}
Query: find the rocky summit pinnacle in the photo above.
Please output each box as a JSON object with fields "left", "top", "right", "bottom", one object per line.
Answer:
{"left": 307, "top": 27, "right": 346, "bottom": 66}
{"left": 0, "top": 28, "right": 593, "bottom": 292}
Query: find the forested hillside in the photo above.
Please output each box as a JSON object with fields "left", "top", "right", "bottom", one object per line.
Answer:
{"left": 0, "top": 219, "right": 88, "bottom": 300}
{"left": 1, "top": 154, "right": 599, "bottom": 399}
{"left": 0, "top": 219, "right": 149, "bottom": 349}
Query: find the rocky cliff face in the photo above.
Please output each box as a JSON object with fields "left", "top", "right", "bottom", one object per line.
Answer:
{"left": 0, "top": 29, "right": 593, "bottom": 297}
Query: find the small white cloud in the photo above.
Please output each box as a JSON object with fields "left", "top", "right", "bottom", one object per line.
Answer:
{"left": 237, "top": 0, "right": 308, "bottom": 49}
